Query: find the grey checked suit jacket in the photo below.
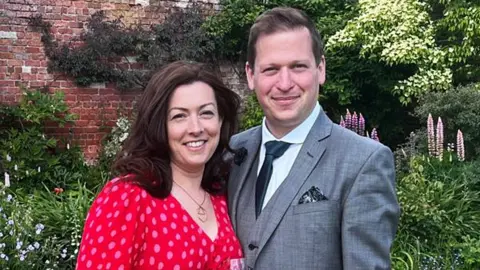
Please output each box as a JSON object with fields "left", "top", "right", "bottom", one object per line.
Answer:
{"left": 227, "top": 110, "right": 400, "bottom": 270}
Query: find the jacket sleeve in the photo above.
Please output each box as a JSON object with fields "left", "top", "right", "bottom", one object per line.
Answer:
{"left": 341, "top": 145, "right": 400, "bottom": 269}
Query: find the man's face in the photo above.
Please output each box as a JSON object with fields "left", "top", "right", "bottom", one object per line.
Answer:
{"left": 246, "top": 27, "right": 325, "bottom": 138}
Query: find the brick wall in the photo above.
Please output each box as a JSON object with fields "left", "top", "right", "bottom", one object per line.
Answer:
{"left": 0, "top": 0, "right": 248, "bottom": 161}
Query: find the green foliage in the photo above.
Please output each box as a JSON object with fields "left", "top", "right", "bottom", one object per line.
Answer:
{"left": 414, "top": 83, "right": 480, "bottom": 158}
{"left": 139, "top": 4, "right": 217, "bottom": 72}
{"left": 328, "top": 0, "right": 480, "bottom": 105}
{"left": 29, "top": 5, "right": 218, "bottom": 90}
{"left": 0, "top": 183, "right": 98, "bottom": 269}
{"left": 392, "top": 156, "right": 480, "bottom": 269}
{"left": 0, "top": 89, "right": 107, "bottom": 191}
{"left": 239, "top": 94, "right": 263, "bottom": 131}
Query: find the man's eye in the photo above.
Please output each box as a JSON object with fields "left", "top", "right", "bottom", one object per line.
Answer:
{"left": 294, "top": 64, "right": 307, "bottom": 69}
{"left": 263, "top": 67, "right": 277, "bottom": 73}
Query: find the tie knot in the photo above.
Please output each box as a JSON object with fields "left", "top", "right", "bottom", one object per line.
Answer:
{"left": 264, "top": 141, "right": 291, "bottom": 159}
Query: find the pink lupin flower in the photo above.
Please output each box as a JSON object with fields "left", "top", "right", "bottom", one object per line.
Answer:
{"left": 457, "top": 129, "right": 465, "bottom": 161}
{"left": 352, "top": 111, "right": 358, "bottom": 134}
{"left": 345, "top": 109, "right": 352, "bottom": 130}
{"left": 427, "top": 113, "right": 436, "bottom": 157}
{"left": 371, "top": 128, "right": 379, "bottom": 141}
{"left": 340, "top": 116, "right": 345, "bottom": 127}
{"left": 436, "top": 117, "right": 444, "bottom": 160}
{"left": 358, "top": 113, "right": 365, "bottom": 136}
{"left": 352, "top": 112, "right": 358, "bottom": 134}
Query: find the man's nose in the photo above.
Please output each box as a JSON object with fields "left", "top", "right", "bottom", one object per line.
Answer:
{"left": 277, "top": 68, "right": 294, "bottom": 91}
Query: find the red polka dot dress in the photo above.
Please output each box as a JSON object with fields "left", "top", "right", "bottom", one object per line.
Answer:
{"left": 76, "top": 178, "right": 244, "bottom": 270}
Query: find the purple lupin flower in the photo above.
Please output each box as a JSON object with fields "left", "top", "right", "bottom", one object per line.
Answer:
{"left": 358, "top": 113, "right": 365, "bottom": 136}
{"left": 427, "top": 113, "right": 436, "bottom": 157}
{"left": 457, "top": 129, "right": 465, "bottom": 161}
{"left": 352, "top": 111, "right": 358, "bottom": 134}
{"left": 345, "top": 109, "right": 352, "bottom": 130}
{"left": 371, "top": 128, "right": 379, "bottom": 142}
{"left": 436, "top": 117, "right": 444, "bottom": 160}
{"left": 340, "top": 116, "right": 345, "bottom": 127}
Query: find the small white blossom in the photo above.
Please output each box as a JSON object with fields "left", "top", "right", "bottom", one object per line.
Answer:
{"left": 6, "top": 154, "right": 11, "bottom": 162}
{"left": 14, "top": 164, "right": 18, "bottom": 171}
{"left": 4, "top": 172, "right": 10, "bottom": 187}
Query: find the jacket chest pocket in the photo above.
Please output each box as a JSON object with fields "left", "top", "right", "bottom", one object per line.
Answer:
{"left": 291, "top": 200, "right": 341, "bottom": 227}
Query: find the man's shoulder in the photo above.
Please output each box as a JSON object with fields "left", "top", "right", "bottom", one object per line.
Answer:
{"left": 330, "top": 123, "right": 391, "bottom": 155}
{"left": 230, "top": 125, "right": 261, "bottom": 146}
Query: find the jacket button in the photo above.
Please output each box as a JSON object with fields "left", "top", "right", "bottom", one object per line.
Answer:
{"left": 248, "top": 243, "right": 258, "bottom": 250}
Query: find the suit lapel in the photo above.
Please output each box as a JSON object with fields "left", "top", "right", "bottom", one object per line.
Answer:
{"left": 229, "top": 127, "right": 262, "bottom": 230}
{"left": 256, "top": 111, "right": 333, "bottom": 254}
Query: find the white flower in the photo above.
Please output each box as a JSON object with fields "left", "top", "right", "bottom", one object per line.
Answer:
{"left": 34, "top": 242, "right": 40, "bottom": 249}
{"left": 6, "top": 195, "right": 12, "bottom": 202}
{"left": 37, "top": 167, "right": 41, "bottom": 173}
{"left": 67, "top": 143, "right": 70, "bottom": 150}
{"left": 4, "top": 173, "right": 10, "bottom": 187}
{"left": 14, "top": 164, "right": 18, "bottom": 171}
{"left": 6, "top": 154, "right": 11, "bottom": 162}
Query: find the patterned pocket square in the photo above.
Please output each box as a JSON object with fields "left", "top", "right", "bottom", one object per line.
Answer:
{"left": 298, "top": 186, "right": 328, "bottom": 204}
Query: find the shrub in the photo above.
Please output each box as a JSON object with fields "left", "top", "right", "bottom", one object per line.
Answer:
{"left": 239, "top": 94, "right": 263, "bottom": 131}
{"left": 392, "top": 156, "right": 480, "bottom": 269}
{"left": 414, "top": 83, "right": 480, "bottom": 159}
{"left": 0, "top": 89, "right": 87, "bottom": 190}
{"left": 0, "top": 182, "right": 97, "bottom": 269}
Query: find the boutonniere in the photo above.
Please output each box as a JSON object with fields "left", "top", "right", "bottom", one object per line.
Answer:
{"left": 233, "top": 147, "right": 248, "bottom": 166}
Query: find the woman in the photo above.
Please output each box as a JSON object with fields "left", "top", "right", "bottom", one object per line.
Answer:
{"left": 76, "top": 61, "right": 243, "bottom": 269}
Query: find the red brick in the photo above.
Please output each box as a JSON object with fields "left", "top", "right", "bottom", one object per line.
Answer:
{"left": 25, "top": 60, "right": 41, "bottom": 66}
{"left": 7, "top": 59, "right": 23, "bottom": 66}
{"left": 0, "top": 81, "right": 15, "bottom": 87}
{"left": 75, "top": 120, "right": 89, "bottom": 127}
{"left": 26, "top": 47, "right": 42, "bottom": 53}
{"left": 29, "top": 81, "right": 46, "bottom": 87}
{"left": 0, "top": 52, "right": 14, "bottom": 59}
{"left": 21, "top": 73, "right": 37, "bottom": 80}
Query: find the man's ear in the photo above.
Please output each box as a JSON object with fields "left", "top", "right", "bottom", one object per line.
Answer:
{"left": 317, "top": 56, "right": 326, "bottom": 86}
{"left": 245, "top": 61, "right": 255, "bottom": 91}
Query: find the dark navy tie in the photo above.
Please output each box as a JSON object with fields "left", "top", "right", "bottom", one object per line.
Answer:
{"left": 255, "top": 141, "right": 291, "bottom": 218}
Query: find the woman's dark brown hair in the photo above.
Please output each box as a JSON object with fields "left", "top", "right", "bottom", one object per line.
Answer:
{"left": 113, "top": 61, "right": 241, "bottom": 198}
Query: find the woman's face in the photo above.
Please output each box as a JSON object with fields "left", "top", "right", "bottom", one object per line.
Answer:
{"left": 167, "top": 81, "right": 223, "bottom": 172}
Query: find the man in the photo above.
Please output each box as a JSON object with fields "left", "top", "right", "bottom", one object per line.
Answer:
{"left": 228, "top": 7, "right": 400, "bottom": 270}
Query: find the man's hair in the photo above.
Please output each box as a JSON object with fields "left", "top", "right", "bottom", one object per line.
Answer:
{"left": 247, "top": 7, "right": 324, "bottom": 69}
{"left": 113, "top": 61, "right": 241, "bottom": 198}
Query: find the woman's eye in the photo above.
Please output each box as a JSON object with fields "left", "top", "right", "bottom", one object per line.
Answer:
{"left": 201, "top": 110, "right": 215, "bottom": 118}
{"left": 171, "top": 114, "right": 185, "bottom": 120}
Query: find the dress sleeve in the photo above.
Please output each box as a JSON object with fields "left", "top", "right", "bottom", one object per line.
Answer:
{"left": 76, "top": 178, "right": 148, "bottom": 270}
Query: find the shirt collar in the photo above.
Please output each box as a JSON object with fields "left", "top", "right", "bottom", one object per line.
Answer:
{"left": 261, "top": 102, "right": 321, "bottom": 145}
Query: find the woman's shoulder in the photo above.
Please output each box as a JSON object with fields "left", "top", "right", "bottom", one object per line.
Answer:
{"left": 93, "top": 175, "right": 151, "bottom": 208}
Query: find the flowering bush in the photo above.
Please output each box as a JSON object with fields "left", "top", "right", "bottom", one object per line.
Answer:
{"left": 102, "top": 116, "right": 132, "bottom": 159}
{"left": 339, "top": 109, "right": 379, "bottom": 141}
{"left": 0, "top": 183, "right": 97, "bottom": 269}
{"left": 0, "top": 188, "right": 45, "bottom": 268}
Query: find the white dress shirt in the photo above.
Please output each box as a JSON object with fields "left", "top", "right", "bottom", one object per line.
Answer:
{"left": 258, "top": 102, "right": 321, "bottom": 209}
